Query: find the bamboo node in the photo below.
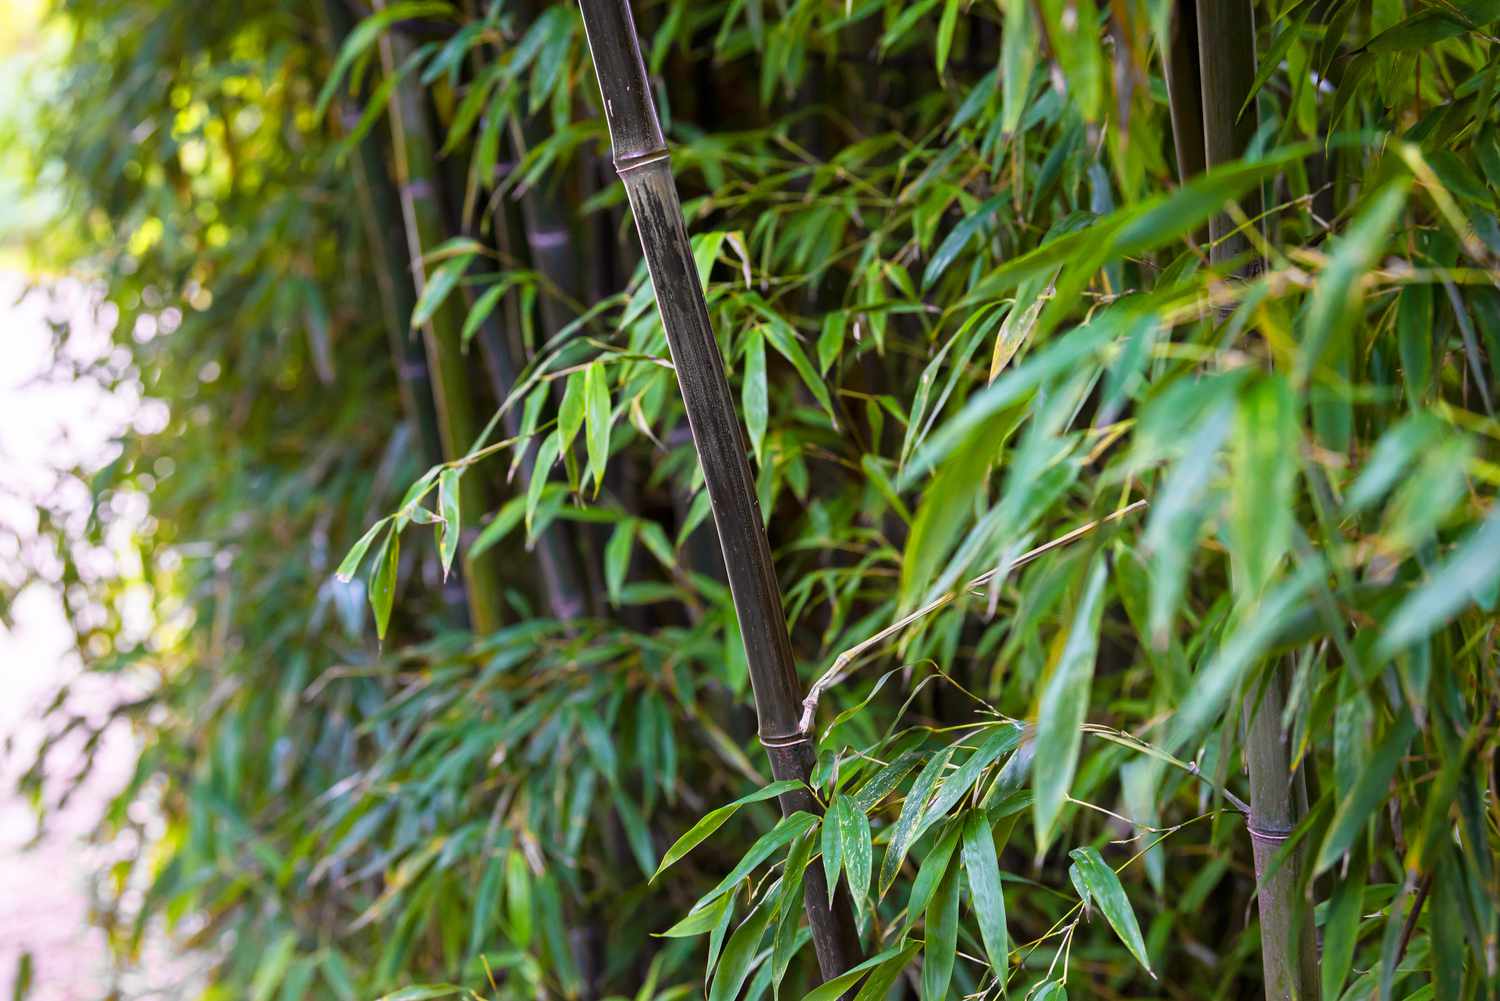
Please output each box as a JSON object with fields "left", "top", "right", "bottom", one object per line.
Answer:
{"left": 615, "top": 147, "right": 671, "bottom": 174}
{"left": 1246, "top": 823, "right": 1292, "bottom": 844}
{"left": 759, "top": 730, "right": 812, "bottom": 750}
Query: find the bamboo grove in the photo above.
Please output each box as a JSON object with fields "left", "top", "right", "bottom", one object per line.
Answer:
{"left": 10, "top": 0, "right": 1500, "bottom": 1000}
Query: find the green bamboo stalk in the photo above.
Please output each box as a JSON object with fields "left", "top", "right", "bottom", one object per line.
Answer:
{"left": 576, "top": 0, "right": 863, "bottom": 982}
{"left": 374, "top": 5, "right": 507, "bottom": 635}
{"left": 1244, "top": 671, "right": 1319, "bottom": 1001}
{"left": 1192, "top": 9, "right": 1314, "bottom": 997}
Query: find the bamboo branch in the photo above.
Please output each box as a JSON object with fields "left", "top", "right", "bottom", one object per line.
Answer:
{"left": 576, "top": 0, "right": 862, "bottom": 981}
{"left": 799, "top": 500, "right": 1149, "bottom": 734}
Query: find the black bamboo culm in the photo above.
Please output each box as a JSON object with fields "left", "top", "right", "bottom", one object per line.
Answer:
{"left": 576, "top": 0, "right": 863, "bottom": 983}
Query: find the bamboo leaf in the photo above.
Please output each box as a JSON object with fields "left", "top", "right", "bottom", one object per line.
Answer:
{"left": 336, "top": 517, "right": 390, "bottom": 582}
{"left": 1067, "top": 847, "right": 1153, "bottom": 975}
{"left": 1031, "top": 558, "right": 1108, "bottom": 853}
{"left": 368, "top": 527, "right": 398, "bottom": 641}
{"left": 693, "top": 812, "right": 819, "bottom": 914}
{"left": 653, "top": 781, "right": 803, "bottom": 881}
{"left": 880, "top": 749, "right": 954, "bottom": 897}
{"left": 411, "top": 254, "right": 473, "bottom": 329}
{"left": 559, "top": 369, "right": 586, "bottom": 457}
{"left": 375, "top": 987, "right": 467, "bottom": 1001}
{"left": 921, "top": 861, "right": 960, "bottom": 1001}
{"left": 436, "top": 468, "right": 460, "bottom": 579}
{"left": 707, "top": 894, "right": 775, "bottom": 1001}
{"left": 1314, "top": 711, "right": 1417, "bottom": 872}
{"left": 1228, "top": 376, "right": 1297, "bottom": 595}
{"left": 960, "top": 811, "right": 1008, "bottom": 978}
{"left": 922, "top": 194, "right": 1005, "bottom": 290}
{"left": 744, "top": 328, "right": 768, "bottom": 464}
{"left": 1378, "top": 506, "right": 1500, "bottom": 653}
{"left": 584, "top": 360, "right": 612, "bottom": 495}
{"left": 506, "top": 850, "right": 532, "bottom": 949}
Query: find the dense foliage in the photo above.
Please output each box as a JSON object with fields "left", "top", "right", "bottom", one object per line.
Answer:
{"left": 12, "top": 0, "right": 1500, "bottom": 999}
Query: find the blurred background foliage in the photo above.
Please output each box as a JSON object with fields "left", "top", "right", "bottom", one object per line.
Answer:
{"left": 6, "top": 0, "right": 1499, "bottom": 999}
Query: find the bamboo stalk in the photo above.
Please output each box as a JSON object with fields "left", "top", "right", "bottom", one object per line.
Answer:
{"left": 1162, "top": 0, "right": 1206, "bottom": 186}
{"left": 321, "top": 0, "right": 444, "bottom": 470}
{"left": 1244, "top": 670, "right": 1318, "bottom": 1001}
{"left": 1195, "top": 0, "right": 1263, "bottom": 268}
{"left": 1191, "top": 11, "right": 1314, "bottom": 996}
{"left": 576, "top": 0, "right": 862, "bottom": 981}
{"left": 374, "top": 6, "right": 507, "bottom": 635}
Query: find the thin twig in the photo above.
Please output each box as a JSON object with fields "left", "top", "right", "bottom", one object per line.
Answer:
{"left": 798, "top": 499, "right": 1149, "bottom": 734}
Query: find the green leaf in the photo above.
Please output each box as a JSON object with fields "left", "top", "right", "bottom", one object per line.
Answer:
{"left": 375, "top": 987, "right": 467, "bottom": 1001}
{"left": 922, "top": 860, "right": 961, "bottom": 1000}
{"left": 336, "top": 517, "right": 390, "bottom": 582}
{"left": 1067, "top": 847, "right": 1153, "bottom": 975}
{"left": 1228, "top": 376, "right": 1297, "bottom": 595}
{"left": 816, "top": 310, "right": 848, "bottom": 376}
{"left": 467, "top": 854, "right": 504, "bottom": 961}
{"left": 1346, "top": 413, "right": 1444, "bottom": 512}
{"left": 1166, "top": 566, "right": 1317, "bottom": 752}
{"left": 831, "top": 795, "right": 872, "bottom": 913}
{"left": 1314, "top": 711, "right": 1417, "bottom": 872}
{"left": 559, "top": 370, "right": 586, "bottom": 457}
{"left": 708, "top": 895, "right": 776, "bottom": 1001}
{"left": 760, "top": 312, "right": 837, "bottom": 426}
{"left": 1000, "top": 0, "right": 1037, "bottom": 133}
{"left": 797, "top": 944, "right": 918, "bottom": 1001}
{"left": 469, "top": 495, "right": 525, "bottom": 560}
{"left": 922, "top": 195, "right": 1005, "bottom": 290}
{"left": 584, "top": 361, "right": 612, "bottom": 494}
{"left": 411, "top": 254, "right": 473, "bottom": 329}
{"left": 936, "top": 0, "right": 961, "bottom": 73}
{"left": 1031, "top": 558, "right": 1108, "bottom": 853}
{"left": 744, "top": 329, "right": 768, "bottom": 464}
{"left": 437, "top": 468, "right": 460, "bottom": 579}
{"left": 820, "top": 798, "right": 843, "bottom": 907}
{"left": 693, "top": 812, "right": 819, "bottom": 914}
{"left": 525, "top": 431, "right": 561, "bottom": 539}
{"left": 315, "top": 1, "right": 453, "bottom": 116}
{"left": 880, "top": 749, "right": 954, "bottom": 897}
{"left": 1321, "top": 841, "right": 1367, "bottom": 1001}
{"left": 461, "top": 281, "right": 508, "bottom": 348}
{"left": 1378, "top": 506, "right": 1500, "bottom": 654}
{"left": 653, "top": 781, "right": 803, "bottom": 881}
{"left": 248, "top": 931, "right": 297, "bottom": 1001}
{"left": 961, "top": 812, "right": 1008, "bottom": 979}
{"left": 660, "top": 892, "right": 731, "bottom": 939}
{"left": 1298, "top": 182, "right": 1410, "bottom": 385}
{"left": 505, "top": 849, "right": 532, "bottom": 949}
{"left": 605, "top": 519, "right": 635, "bottom": 606}
{"left": 368, "top": 527, "right": 398, "bottom": 641}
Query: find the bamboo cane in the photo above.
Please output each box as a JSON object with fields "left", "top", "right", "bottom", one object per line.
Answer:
{"left": 575, "top": 0, "right": 863, "bottom": 982}
{"left": 374, "top": 5, "right": 507, "bottom": 635}
{"left": 1191, "top": 6, "right": 1316, "bottom": 995}
{"left": 320, "top": 0, "right": 444, "bottom": 471}
{"left": 1195, "top": 0, "right": 1263, "bottom": 268}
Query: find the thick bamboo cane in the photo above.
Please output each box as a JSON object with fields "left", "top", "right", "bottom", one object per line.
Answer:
{"left": 575, "top": 0, "right": 862, "bottom": 982}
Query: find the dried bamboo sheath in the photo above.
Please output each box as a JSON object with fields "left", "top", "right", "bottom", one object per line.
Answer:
{"left": 577, "top": 0, "right": 862, "bottom": 981}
